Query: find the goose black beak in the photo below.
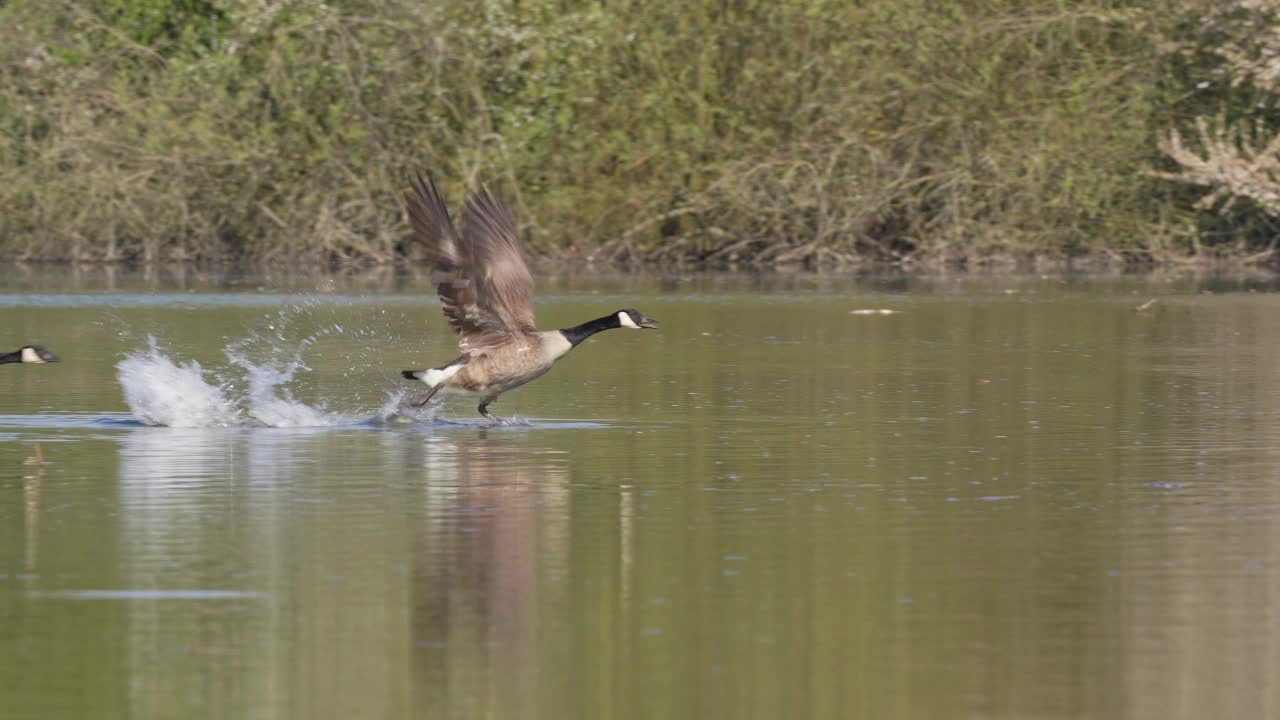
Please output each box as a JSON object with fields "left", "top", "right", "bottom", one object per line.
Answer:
{"left": 638, "top": 315, "right": 659, "bottom": 329}
{"left": 28, "top": 345, "right": 59, "bottom": 362}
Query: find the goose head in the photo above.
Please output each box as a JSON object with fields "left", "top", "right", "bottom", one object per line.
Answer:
{"left": 21, "top": 345, "right": 60, "bottom": 363}
{"left": 4, "top": 345, "right": 61, "bottom": 364}
{"left": 617, "top": 309, "right": 659, "bottom": 330}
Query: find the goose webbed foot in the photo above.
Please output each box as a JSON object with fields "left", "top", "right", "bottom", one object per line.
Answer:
{"left": 478, "top": 398, "right": 504, "bottom": 425}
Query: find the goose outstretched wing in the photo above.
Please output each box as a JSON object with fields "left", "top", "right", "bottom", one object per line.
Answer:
{"left": 406, "top": 172, "right": 536, "bottom": 353}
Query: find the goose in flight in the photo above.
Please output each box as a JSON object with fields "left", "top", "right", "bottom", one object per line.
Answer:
{"left": 401, "top": 173, "right": 658, "bottom": 423}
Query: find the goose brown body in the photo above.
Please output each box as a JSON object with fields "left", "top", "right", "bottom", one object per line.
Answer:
{"left": 400, "top": 172, "right": 657, "bottom": 423}
{"left": 445, "top": 332, "right": 572, "bottom": 395}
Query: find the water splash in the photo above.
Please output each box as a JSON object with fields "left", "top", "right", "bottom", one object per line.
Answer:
{"left": 112, "top": 295, "right": 517, "bottom": 428}
{"left": 227, "top": 349, "right": 338, "bottom": 427}
{"left": 116, "top": 339, "right": 240, "bottom": 428}
{"left": 116, "top": 335, "right": 419, "bottom": 428}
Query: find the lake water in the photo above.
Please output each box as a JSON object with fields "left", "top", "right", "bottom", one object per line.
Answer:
{"left": 2, "top": 269, "right": 1279, "bottom": 719}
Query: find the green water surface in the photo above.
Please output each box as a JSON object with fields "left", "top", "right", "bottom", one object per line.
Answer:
{"left": 2, "top": 270, "right": 1279, "bottom": 719}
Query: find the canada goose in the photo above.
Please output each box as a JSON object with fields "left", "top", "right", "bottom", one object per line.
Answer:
{"left": 0, "top": 345, "right": 60, "bottom": 364}
{"left": 401, "top": 173, "right": 659, "bottom": 423}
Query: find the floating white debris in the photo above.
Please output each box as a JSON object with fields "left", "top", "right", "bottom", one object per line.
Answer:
{"left": 849, "top": 309, "right": 901, "bottom": 315}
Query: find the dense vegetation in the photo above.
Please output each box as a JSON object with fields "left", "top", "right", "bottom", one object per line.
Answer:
{"left": 1, "top": 0, "right": 1278, "bottom": 267}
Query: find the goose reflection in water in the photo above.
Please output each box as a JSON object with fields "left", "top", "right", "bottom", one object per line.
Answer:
{"left": 406, "top": 432, "right": 571, "bottom": 717}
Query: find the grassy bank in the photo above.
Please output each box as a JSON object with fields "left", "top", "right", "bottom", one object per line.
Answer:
{"left": 0, "top": 0, "right": 1274, "bottom": 267}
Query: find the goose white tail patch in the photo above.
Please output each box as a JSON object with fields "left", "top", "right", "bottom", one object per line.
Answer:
{"left": 422, "top": 364, "right": 462, "bottom": 386}
{"left": 618, "top": 311, "right": 640, "bottom": 329}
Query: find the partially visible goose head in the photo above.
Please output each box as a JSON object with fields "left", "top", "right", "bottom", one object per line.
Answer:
{"left": 616, "top": 309, "right": 660, "bottom": 330}
{"left": 1, "top": 345, "right": 60, "bottom": 364}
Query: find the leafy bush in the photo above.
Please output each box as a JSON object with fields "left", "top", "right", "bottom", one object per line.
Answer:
{"left": 1156, "top": 0, "right": 1280, "bottom": 260}
{"left": 0, "top": 0, "right": 1261, "bottom": 266}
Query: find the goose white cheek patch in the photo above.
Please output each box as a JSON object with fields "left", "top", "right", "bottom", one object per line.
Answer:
{"left": 618, "top": 311, "right": 639, "bottom": 329}
{"left": 20, "top": 347, "right": 43, "bottom": 363}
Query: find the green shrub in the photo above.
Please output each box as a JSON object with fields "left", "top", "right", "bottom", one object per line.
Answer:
{"left": 0, "top": 0, "right": 1260, "bottom": 266}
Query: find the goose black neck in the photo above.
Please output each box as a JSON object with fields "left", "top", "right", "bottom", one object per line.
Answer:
{"left": 560, "top": 314, "right": 621, "bottom": 346}
{"left": 0, "top": 351, "right": 20, "bottom": 364}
